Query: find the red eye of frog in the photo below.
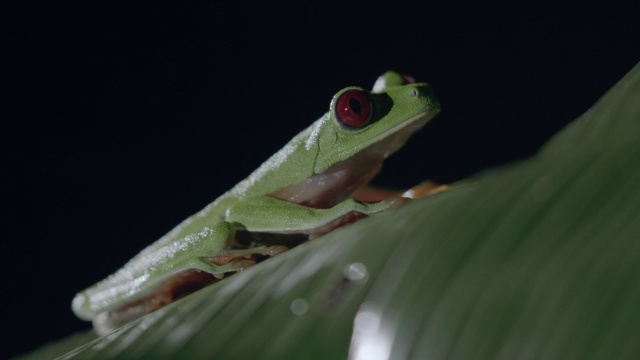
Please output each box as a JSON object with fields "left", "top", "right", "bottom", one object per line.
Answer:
{"left": 400, "top": 73, "right": 416, "bottom": 84}
{"left": 335, "top": 89, "right": 372, "bottom": 129}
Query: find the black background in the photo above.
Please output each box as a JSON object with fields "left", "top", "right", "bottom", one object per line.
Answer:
{"left": 3, "top": 1, "right": 638, "bottom": 358}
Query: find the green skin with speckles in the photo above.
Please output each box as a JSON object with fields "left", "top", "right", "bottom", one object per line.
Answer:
{"left": 72, "top": 71, "right": 440, "bottom": 334}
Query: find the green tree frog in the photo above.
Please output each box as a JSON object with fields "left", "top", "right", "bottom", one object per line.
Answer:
{"left": 72, "top": 71, "right": 440, "bottom": 334}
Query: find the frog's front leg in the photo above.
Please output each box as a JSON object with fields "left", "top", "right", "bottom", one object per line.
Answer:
{"left": 227, "top": 195, "right": 407, "bottom": 239}
{"left": 402, "top": 181, "right": 450, "bottom": 199}
{"left": 351, "top": 181, "right": 450, "bottom": 202}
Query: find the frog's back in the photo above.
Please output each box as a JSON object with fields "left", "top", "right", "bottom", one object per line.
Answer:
{"left": 220, "top": 117, "right": 323, "bottom": 201}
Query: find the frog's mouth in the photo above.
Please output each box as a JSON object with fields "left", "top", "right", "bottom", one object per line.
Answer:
{"left": 270, "top": 110, "right": 436, "bottom": 209}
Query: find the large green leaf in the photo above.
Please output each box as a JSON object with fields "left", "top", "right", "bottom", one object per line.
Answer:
{"left": 20, "top": 62, "right": 640, "bottom": 359}
{"left": 15, "top": 331, "right": 97, "bottom": 360}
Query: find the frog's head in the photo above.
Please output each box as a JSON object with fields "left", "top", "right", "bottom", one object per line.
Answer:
{"left": 269, "top": 73, "right": 441, "bottom": 209}
{"left": 312, "top": 80, "right": 440, "bottom": 174}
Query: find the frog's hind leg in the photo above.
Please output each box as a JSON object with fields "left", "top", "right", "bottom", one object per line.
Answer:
{"left": 206, "top": 245, "right": 288, "bottom": 277}
{"left": 179, "top": 246, "right": 288, "bottom": 279}
{"left": 165, "top": 221, "right": 288, "bottom": 279}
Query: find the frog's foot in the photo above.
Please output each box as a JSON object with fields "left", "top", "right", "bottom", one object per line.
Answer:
{"left": 352, "top": 182, "right": 449, "bottom": 202}
{"left": 207, "top": 245, "right": 288, "bottom": 278}
{"left": 402, "top": 181, "right": 449, "bottom": 199}
{"left": 351, "top": 186, "right": 404, "bottom": 202}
